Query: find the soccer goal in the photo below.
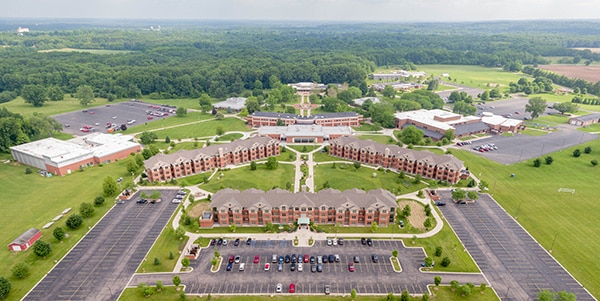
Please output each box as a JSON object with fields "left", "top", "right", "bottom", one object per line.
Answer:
{"left": 557, "top": 188, "right": 575, "bottom": 194}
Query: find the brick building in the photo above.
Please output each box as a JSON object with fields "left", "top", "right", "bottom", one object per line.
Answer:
{"left": 328, "top": 137, "right": 464, "bottom": 183}
{"left": 144, "top": 137, "right": 280, "bottom": 183}
{"left": 10, "top": 133, "right": 141, "bottom": 176}
{"left": 247, "top": 112, "right": 363, "bottom": 127}
{"left": 201, "top": 188, "right": 397, "bottom": 228}
{"left": 257, "top": 125, "right": 352, "bottom": 143}
{"left": 8, "top": 228, "right": 42, "bottom": 251}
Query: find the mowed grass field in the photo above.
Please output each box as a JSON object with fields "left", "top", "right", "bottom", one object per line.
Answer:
{"left": 452, "top": 140, "right": 600, "bottom": 298}
{"left": 149, "top": 118, "right": 250, "bottom": 140}
{"left": 0, "top": 159, "right": 134, "bottom": 300}
{"left": 0, "top": 95, "right": 124, "bottom": 117}
{"left": 127, "top": 112, "right": 215, "bottom": 135}
{"left": 313, "top": 163, "right": 427, "bottom": 195}
{"left": 417, "top": 65, "right": 526, "bottom": 88}
{"left": 201, "top": 164, "right": 295, "bottom": 192}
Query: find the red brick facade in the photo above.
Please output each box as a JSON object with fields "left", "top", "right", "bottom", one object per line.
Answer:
{"left": 247, "top": 112, "right": 363, "bottom": 127}
{"left": 328, "top": 137, "right": 463, "bottom": 184}
{"left": 202, "top": 188, "right": 396, "bottom": 228}
{"left": 144, "top": 137, "right": 280, "bottom": 183}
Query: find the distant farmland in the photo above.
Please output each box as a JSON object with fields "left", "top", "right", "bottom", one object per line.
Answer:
{"left": 538, "top": 65, "right": 600, "bottom": 82}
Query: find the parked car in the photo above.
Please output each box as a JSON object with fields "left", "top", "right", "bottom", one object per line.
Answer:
{"left": 234, "top": 238, "right": 240, "bottom": 246}
{"left": 372, "top": 254, "right": 379, "bottom": 263}
{"left": 290, "top": 262, "right": 296, "bottom": 271}
{"left": 317, "top": 263, "right": 323, "bottom": 272}
{"left": 254, "top": 255, "right": 260, "bottom": 264}
{"left": 246, "top": 238, "right": 252, "bottom": 245}
{"left": 327, "top": 239, "right": 332, "bottom": 246}
{"left": 272, "top": 254, "right": 278, "bottom": 263}
{"left": 276, "top": 283, "right": 282, "bottom": 293}
{"left": 435, "top": 201, "right": 446, "bottom": 206}
{"left": 226, "top": 262, "right": 232, "bottom": 271}
{"left": 354, "top": 256, "right": 360, "bottom": 263}
{"left": 298, "top": 262, "right": 303, "bottom": 272}
{"left": 311, "top": 264, "right": 317, "bottom": 273}
{"left": 171, "top": 199, "right": 181, "bottom": 204}
{"left": 334, "top": 254, "right": 340, "bottom": 262}
{"left": 234, "top": 255, "right": 240, "bottom": 264}
{"left": 239, "top": 263, "right": 245, "bottom": 271}
{"left": 136, "top": 198, "right": 148, "bottom": 204}
{"left": 348, "top": 262, "right": 355, "bottom": 272}
{"left": 222, "top": 239, "right": 228, "bottom": 246}
{"left": 367, "top": 238, "right": 373, "bottom": 246}
{"left": 325, "top": 284, "right": 330, "bottom": 295}
{"left": 328, "top": 255, "right": 334, "bottom": 263}
{"left": 310, "top": 256, "right": 315, "bottom": 264}
{"left": 228, "top": 255, "right": 234, "bottom": 263}
{"left": 338, "top": 238, "right": 344, "bottom": 245}
{"left": 361, "top": 237, "right": 366, "bottom": 245}
{"left": 303, "top": 254, "right": 309, "bottom": 263}
{"left": 278, "top": 262, "right": 283, "bottom": 272}
{"left": 285, "top": 255, "right": 291, "bottom": 263}
{"left": 264, "top": 263, "right": 270, "bottom": 271}
{"left": 289, "top": 283, "right": 295, "bottom": 293}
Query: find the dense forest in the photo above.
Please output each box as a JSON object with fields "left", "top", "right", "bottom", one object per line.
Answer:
{"left": 1, "top": 20, "right": 600, "bottom": 102}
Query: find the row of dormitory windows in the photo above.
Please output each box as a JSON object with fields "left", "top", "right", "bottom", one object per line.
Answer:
{"left": 219, "top": 208, "right": 390, "bottom": 214}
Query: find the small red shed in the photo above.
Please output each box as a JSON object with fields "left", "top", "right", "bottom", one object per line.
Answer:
{"left": 8, "top": 228, "right": 42, "bottom": 251}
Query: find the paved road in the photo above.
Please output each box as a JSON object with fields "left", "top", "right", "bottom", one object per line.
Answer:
{"left": 23, "top": 190, "right": 179, "bottom": 301}
{"left": 437, "top": 191, "right": 595, "bottom": 301}
{"left": 129, "top": 239, "right": 486, "bottom": 296}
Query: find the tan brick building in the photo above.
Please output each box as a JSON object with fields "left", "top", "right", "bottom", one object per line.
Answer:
{"left": 144, "top": 137, "right": 280, "bottom": 183}
{"left": 247, "top": 112, "right": 363, "bottom": 127}
{"left": 328, "top": 137, "right": 464, "bottom": 183}
{"left": 201, "top": 188, "right": 397, "bottom": 228}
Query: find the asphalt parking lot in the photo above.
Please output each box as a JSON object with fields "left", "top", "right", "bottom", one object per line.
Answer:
{"left": 436, "top": 191, "right": 595, "bottom": 301}
{"left": 456, "top": 125, "right": 597, "bottom": 164}
{"left": 24, "top": 189, "right": 180, "bottom": 301}
{"left": 52, "top": 100, "right": 176, "bottom": 136}
{"left": 130, "top": 239, "right": 486, "bottom": 296}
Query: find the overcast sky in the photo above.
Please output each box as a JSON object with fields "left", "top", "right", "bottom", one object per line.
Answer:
{"left": 1, "top": 0, "right": 598, "bottom": 22}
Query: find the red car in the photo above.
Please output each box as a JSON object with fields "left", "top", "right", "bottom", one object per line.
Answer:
{"left": 348, "top": 262, "right": 355, "bottom": 272}
{"left": 254, "top": 255, "right": 260, "bottom": 264}
{"left": 228, "top": 255, "right": 234, "bottom": 263}
{"left": 289, "top": 283, "right": 295, "bottom": 293}
{"left": 303, "top": 254, "right": 309, "bottom": 263}
{"left": 147, "top": 116, "right": 153, "bottom": 120}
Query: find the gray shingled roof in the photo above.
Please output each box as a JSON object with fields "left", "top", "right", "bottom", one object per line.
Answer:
{"left": 144, "top": 136, "right": 278, "bottom": 170}
{"left": 10, "top": 228, "right": 40, "bottom": 245}
{"left": 251, "top": 111, "right": 358, "bottom": 120}
{"left": 329, "top": 136, "right": 463, "bottom": 170}
{"left": 454, "top": 122, "right": 491, "bottom": 136}
{"left": 211, "top": 188, "right": 396, "bottom": 211}
{"left": 571, "top": 113, "right": 600, "bottom": 122}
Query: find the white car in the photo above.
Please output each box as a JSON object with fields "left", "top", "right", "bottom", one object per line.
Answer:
{"left": 222, "top": 239, "right": 228, "bottom": 246}
{"left": 171, "top": 199, "right": 181, "bottom": 204}
{"left": 127, "top": 119, "right": 136, "bottom": 124}
{"left": 327, "top": 239, "right": 332, "bottom": 246}
{"left": 239, "top": 263, "right": 245, "bottom": 271}
{"left": 332, "top": 239, "right": 338, "bottom": 246}
{"left": 297, "top": 263, "right": 303, "bottom": 272}
{"left": 276, "top": 283, "right": 282, "bottom": 293}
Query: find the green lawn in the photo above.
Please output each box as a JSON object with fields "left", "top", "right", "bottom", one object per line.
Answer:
{"left": 216, "top": 133, "right": 243, "bottom": 142}
{"left": 527, "top": 114, "right": 569, "bottom": 126}
{"left": 357, "top": 135, "right": 397, "bottom": 145}
{"left": 0, "top": 159, "right": 134, "bottom": 300}
{"left": 137, "top": 223, "right": 187, "bottom": 273}
{"left": 0, "top": 95, "right": 125, "bottom": 117}
{"left": 286, "top": 145, "right": 322, "bottom": 153}
{"left": 579, "top": 122, "right": 600, "bottom": 133}
{"left": 519, "top": 128, "right": 549, "bottom": 136}
{"left": 452, "top": 141, "right": 600, "bottom": 298}
{"left": 429, "top": 286, "right": 499, "bottom": 301}
{"left": 314, "top": 163, "right": 427, "bottom": 195}
{"left": 313, "top": 152, "right": 350, "bottom": 163}
{"left": 417, "top": 65, "right": 526, "bottom": 89}
{"left": 353, "top": 123, "right": 383, "bottom": 132}
{"left": 169, "top": 142, "right": 205, "bottom": 152}
{"left": 148, "top": 118, "right": 250, "bottom": 140}
{"left": 201, "top": 164, "right": 295, "bottom": 192}
{"left": 411, "top": 147, "right": 446, "bottom": 155}
{"left": 127, "top": 112, "right": 215, "bottom": 135}
{"left": 275, "top": 149, "right": 297, "bottom": 162}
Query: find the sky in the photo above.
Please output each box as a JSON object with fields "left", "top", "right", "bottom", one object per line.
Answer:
{"left": 1, "top": 0, "right": 599, "bottom": 22}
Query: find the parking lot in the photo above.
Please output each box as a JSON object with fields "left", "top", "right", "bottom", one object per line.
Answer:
{"left": 52, "top": 100, "right": 176, "bottom": 136}
{"left": 24, "top": 189, "right": 180, "bottom": 301}
{"left": 130, "top": 239, "right": 486, "bottom": 296}
{"left": 436, "top": 191, "right": 595, "bottom": 301}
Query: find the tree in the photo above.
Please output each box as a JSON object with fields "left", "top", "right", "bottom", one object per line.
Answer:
{"left": 452, "top": 100, "right": 477, "bottom": 115}
{"left": 573, "top": 149, "right": 581, "bottom": 157}
{"left": 176, "top": 107, "right": 187, "bottom": 117}
{"left": 398, "top": 125, "right": 424, "bottom": 145}
{"left": 451, "top": 189, "right": 466, "bottom": 201}
{"left": 11, "top": 262, "right": 30, "bottom": 279}
{"left": 402, "top": 204, "right": 411, "bottom": 217}
{"left": 443, "top": 129, "right": 455, "bottom": 142}
{"left": 424, "top": 218, "right": 432, "bottom": 229}
{"left": 94, "top": 196, "right": 105, "bottom": 206}
{"left": 353, "top": 161, "right": 361, "bottom": 170}
{"left": 467, "top": 191, "right": 479, "bottom": 201}
{"left": 172, "top": 275, "right": 181, "bottom": 287}
{"left": 245, "top": 98, "right": 260, "bottom": 114}
{"left": 229, "top": 223, "right": 236, "bottom": 233}
{"left": 556, "top": 291, "right": 577, "bottom": 301}
{"left": 266, "top": 156, "right": 278, "bottom": 170}
{"left": 53, "top": 227, "right": 65, "bottom": 241}
{"left": 156, "top": 280, "right": 164, "bottom": 292}
{"left": 434, "top": 246, "right": 443, "bottom": 257}
{"left": 552, "top": 102, "right": 579, "bottom": 115}
{"left": 592, "top": 159, "right": 598, "bottom": 166}
{"left": 545, "top": 156, "right": 554, "bottom": 165}
{"left": 423, "top": 256, "right": 433, "bottom": 267}
{"left": 382, "top": 85, "right": 396, "bottom": 98}
{"left": 79, "top": 202, "right": 95, "bottom": 218}
{"left": 525, "top": 97, "right": 547, "bottom": 119}
{"left": 351, "top": 288, "right": 357, "bottom": 299}
{"left": 533, "top": 158, "right": 542, "bottom": 167}
{"left": 434, "top": 276, "right": 442, "bottom": 287}
{"left": 449, "top": 280, "right": 460, "bottom": 291}
{"left": 441, "top": 256, "right": 451, "bottom": 267}
{"left": 66, "top": 214, "right": 83, "bottom": 230}
{"left": 250, "top": 161, "right": 257, "bottom": 171}
{"left": 181, "top": 257, "right": 191, "bottom": 268}
{"left": 216, "top": 126, "right": 224, "bottom": 136}
{"left": 400, "top": 290, "right": 410, "bottom": 301}
{"left": 371, "top": 221, "right": 378, "bottom": 232}
{"left": 479, "top": 90, "right": 490, "bottom": 101}
{"left": 139, "top": 131, "right": 158, "bottom": 144}
{"left": 21, "top": 84, "right": 48, "bottom": 107}
{"left": 460, "top": 284, "right": 472, "bottom": 296}
{"left": 76, "top": 85, "right": 95, "bottom": 106}
{"left": 0, "top": 277, "right": 10, "bottom": 300}
{"left": 427, "top": 79, "right": 439, "bottom": 91}
{"left": 103, "top": 177, "right": 118, "bottom": 197}
{"left": 33, "top": 240, "right": 52, "bottom": 258}
{"left": 47, "top": 86, "right": 64, "bottom": 101}
{"left": 137, "top": 283, "right": 153, "bottom": 297}
{"left": 392, "top": 250, "right": 398, "bottom": 258}
{"left": 169, "top": 251, "right": 175, "bottom": 260}
{"left": 584, "top": 146, "right": 592, "bottom": 154}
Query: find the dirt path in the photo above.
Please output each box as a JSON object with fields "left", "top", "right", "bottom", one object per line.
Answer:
{"left": 397, "top": 199, "right": 428, "bottom": 231}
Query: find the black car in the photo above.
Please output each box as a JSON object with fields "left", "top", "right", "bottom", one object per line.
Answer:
{"left": 246, "top": 238, "right": 252, "bottom": 245}
{"left": 297, "top": 254, "right": 303, "bottom": 263}
{"left": 435, "top": 201, "right": 446, "bottom": 206}
{"left": 328, "top": 255, "right": 334, "bottom": 263}
{"left": 279, "top": 256, "right": 284, "bottom": 264}
{"left": 361, "top": 237, "right": 366, "bottom": 245}
{"left": 322, "top": 255, "right": 328, "bottom": 263}
{"left": 399, "top": 220, "right": 405, "bottom": 227}
{"left": 291, "top": 254, "right": 297, "bottom": 263}
{"left": 210, "top": 239, "right": 216, "bottom": 246}
{"left": 310, "top": 256, "right": 315, "bottom": 264}
{"left": 372, "top": 254, "right": 379, "bottom": 263}
{"left": 338, "top": 238, "right": 344, "bottom": 246}
{"left": 217, "top": 238, "right": 223, "bottom": 246}
{"left": 136, "top": 199, "right": 148, "bottom": 204}
{"left": 226, "top": 262, "right": 233, "bottom": 271}
{"left": 317, "top": 263, "right": 323, "bottom": 272}
{"left": 234, "top": 238, "right": 240, "bottom": 246}
{"left": 290, "top": 262, "right": 296, "bottom": 271}
{"left": 367, "top": 238, "right": 372, "bottom": 247}
{"left": 285, "top": 255, "right": 291, "bottom": 263}
{"left": 354, "top": 256, "right": 360, "bottom": 263}
{"left": 311, "top": 264, "right": 317, "bottom": 273}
